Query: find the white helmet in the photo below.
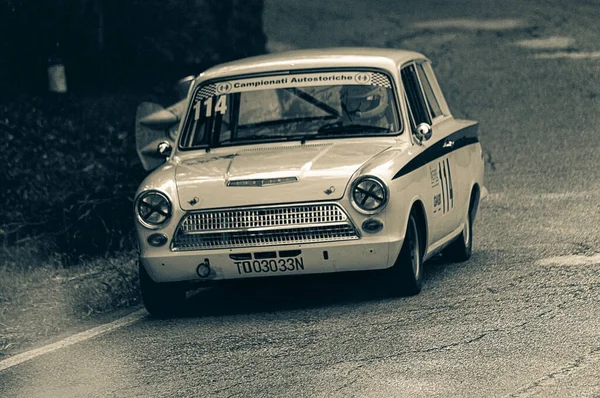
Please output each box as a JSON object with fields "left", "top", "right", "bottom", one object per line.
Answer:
{"left": 343, "top": 85, "right": 388, "bottom": 119}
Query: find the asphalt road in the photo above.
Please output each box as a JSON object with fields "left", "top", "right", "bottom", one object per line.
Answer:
{"left": 2, "top": 0, "right": 600, "bottom": 396}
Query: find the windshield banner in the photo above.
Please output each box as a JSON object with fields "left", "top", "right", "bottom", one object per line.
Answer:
{"left": 194, "top": 72, "right": 392, "bottom": 100}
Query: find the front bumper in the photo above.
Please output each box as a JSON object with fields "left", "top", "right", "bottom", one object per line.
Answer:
{"left": 141, "top": 237, "right": 403, "bottom": 283}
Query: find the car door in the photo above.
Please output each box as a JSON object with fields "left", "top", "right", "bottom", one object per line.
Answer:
{"left": 400, "top": 62, "right": 461, "bottom": 246}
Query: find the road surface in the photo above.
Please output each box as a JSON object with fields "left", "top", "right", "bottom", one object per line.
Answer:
{"left": 2, "top": 0, "right": 600, "bottom": 396}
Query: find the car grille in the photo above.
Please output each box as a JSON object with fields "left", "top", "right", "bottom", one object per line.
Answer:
{"left": 172, "top": 203, "right": 359, "bottom": 250}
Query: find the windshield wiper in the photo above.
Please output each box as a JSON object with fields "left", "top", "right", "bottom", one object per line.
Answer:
{"left": 290, "top": 123, "right": 391, "bottom": 144}
{"left": 222, "top": 133, "right": 319, "bottom": 145}
{"left": 317, "top": 123, "right": 391, "bottom": 135}
{"left": 220, "top": 124, "right": 390, "bottom": 146}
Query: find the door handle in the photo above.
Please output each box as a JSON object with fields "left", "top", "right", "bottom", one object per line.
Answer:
{"left": 443, "top": 139, "right": 454, "bottom": 148}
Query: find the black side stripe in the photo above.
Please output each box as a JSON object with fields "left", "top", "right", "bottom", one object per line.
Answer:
{"left": 392, "top": 123, "right": 479, "bottom": 180}
{"left": 445, "top": 158, "right": 453, "bottom": 209}
{"left": 443, "top": 161, "right": 450, "bottom": 213}
{"left": 439, "top": 163, "right": 446, "bottom": 214}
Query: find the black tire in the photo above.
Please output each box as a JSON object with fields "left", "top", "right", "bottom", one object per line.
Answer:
{"left": 442, "top": 206, "right": 473, "bottom": 262}
{"left": 387, "top": 210, "right": 424, "bottom": 296}
{"left": 139, "top": 262, "right": 186, "bottom": 317}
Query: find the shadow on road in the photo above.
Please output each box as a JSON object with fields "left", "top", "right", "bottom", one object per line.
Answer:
{"left": 159, "top": 252, "right": 482, "bottom": 319}
{"left": 180, "top": 271, "right": 391, "bottom": 318}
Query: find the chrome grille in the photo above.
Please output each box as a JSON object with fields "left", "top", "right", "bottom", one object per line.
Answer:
{"left": 172, "top": 203, "right": 359, "bottom": 250}
{"left": 179, "top": 204, "right": 348, "bottom": 232}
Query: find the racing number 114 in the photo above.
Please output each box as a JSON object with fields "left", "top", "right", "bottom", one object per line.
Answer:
{"left": 194, "top": 95, "right": 227, "bottom": 119}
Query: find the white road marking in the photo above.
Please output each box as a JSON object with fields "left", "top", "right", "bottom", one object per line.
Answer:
{"left": 537, "top": 254, "right": 600, "bottom": 267}
{"left": 515, "top": 36, "right": 575, "bottom": 50}
{"left": 533, "top": 51, "right": 600, "bottom": 59}
{"left": 414, "top": 18, "right": 526, "bottom": 30}
{"left": 0, "top": 309, "right": 146, "bottom": 372}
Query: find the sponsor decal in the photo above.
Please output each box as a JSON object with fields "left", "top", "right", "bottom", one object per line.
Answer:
{"left": 433, "top": 193, "right": 442, "bottom": 214}
{"left": 194, "top": 72, "right": 392, "bottom": 100}
{"left": 430, "top": 166, "right": 440, "bottom": 187}
{"left": 219, "top": 72, "right": 386, "bottom": 94}
{"left": 430, "top": 158, "right": 455, "bottom": 215}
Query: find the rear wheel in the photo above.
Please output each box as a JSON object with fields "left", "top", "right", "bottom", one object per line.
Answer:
{"left": 443, "top": 204, "right": 473, "bottom": 262}
{"left": 388, "top": 210, "right": 424, "bottom": 296}
{"left": 139, "top": 262, "right": 186, "bottom": 317}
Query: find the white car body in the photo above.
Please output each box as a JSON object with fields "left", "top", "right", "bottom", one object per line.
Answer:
{"left": 134, "top": 48, "right": 486, "bottom": 312}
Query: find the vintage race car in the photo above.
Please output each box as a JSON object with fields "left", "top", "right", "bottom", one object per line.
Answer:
{"left": 134, "top": 48, "right": 486, "bottom": 316}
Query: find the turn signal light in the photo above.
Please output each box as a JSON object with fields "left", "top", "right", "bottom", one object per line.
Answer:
{"left": 362, "top": 219, "right": 383, "bottom": 233}
{"left": 147, "top": 233, "right": 168, "bottom": 247}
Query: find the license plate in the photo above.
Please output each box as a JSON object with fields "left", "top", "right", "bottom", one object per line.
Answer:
{"left": 232, "top": 251, "right": 305, "bottom": 275}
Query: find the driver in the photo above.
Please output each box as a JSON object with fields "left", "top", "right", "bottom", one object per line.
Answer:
{"left": 341, "top": 84, "right": 392, "bottom": 129}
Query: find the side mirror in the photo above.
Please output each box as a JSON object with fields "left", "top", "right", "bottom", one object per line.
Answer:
{"left": 175, "top": 76, "right": 195, "bottom": 101}
{"left": 414, "top": 123, "right": 433, "bottom": 143}
{"left": 157, "top": 141, "right": 172, "bottom": 157}
{"left": 135, "top": 99, "right": 188, "bottom": 171}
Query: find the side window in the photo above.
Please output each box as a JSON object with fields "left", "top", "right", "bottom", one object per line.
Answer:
{"left": 416, "top": 63, "right": 442, "bottom": 119}
{"left": 401, "top": 64, "right": 431, "bottom": 126}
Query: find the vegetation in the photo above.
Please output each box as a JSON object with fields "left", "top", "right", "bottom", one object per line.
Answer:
{"left": 0, "top": 0, "right": 267, "bottom": 355}
{"left": 1, "top": 0, "right": 267, "bottom": 93}
{"left": 1, "top": 0, "right": 267, "bottom": 257}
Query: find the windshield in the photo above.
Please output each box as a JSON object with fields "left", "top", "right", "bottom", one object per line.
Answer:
{"left": 179, "top": 70, "right": 401, "bottom": 149}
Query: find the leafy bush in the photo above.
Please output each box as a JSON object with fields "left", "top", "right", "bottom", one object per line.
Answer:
{"left": 0, "top": 0, "right": 267, "bottom": 260}
{"left": 1, "top": 93, "right": 147, "bottom": 258}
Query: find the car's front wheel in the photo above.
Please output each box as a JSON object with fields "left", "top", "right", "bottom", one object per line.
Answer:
{"left": 139, "top": 262, "right": 186, "bottom": 317}
{"left": 387, "top": 210, "right": 424, "bottom": 296}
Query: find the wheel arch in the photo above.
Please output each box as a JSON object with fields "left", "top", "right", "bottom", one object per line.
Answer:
{"left": 469, "top": 183, "right": 481, "bottom": 224}
{"left": 409, "top": 199, "right": 428, "bottom": 255}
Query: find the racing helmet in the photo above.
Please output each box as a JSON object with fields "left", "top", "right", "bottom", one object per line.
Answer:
{"left": 342, "top": 84, "right": 389, "bottom": 119}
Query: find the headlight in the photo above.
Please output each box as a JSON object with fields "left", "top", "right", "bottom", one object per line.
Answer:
{"left": 135, "top": 191, "right": 172, "bottom": 229}
{"left": 350, "top": 176, "right": 388, "bottom": 214}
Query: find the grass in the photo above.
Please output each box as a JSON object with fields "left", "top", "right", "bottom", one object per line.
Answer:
{"left": 0, "top": 245, "right": 139, "bottom": 356}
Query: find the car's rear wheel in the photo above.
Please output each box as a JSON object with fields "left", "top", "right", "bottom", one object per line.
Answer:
{"left": 139, "top": 262, "right": 186, "bottom": 317}
{"left": 443, "top": 202, "right": 473, "bottom": 262}
{"left": 387, "top": 209, "right": 424, "bottom": 296}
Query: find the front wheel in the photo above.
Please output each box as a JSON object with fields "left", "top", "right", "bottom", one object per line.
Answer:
{"left": 139, "top": 262, "right": 186, "bottom": 317}
{"left": 387, "top": 210, "right": 424, "bottom": 296}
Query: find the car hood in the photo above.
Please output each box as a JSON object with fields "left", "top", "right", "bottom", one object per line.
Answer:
{"left": 175, "top": 141, "right": 393, "bottom": 210}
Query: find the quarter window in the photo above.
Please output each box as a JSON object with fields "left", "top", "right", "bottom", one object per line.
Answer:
{"left": 416, "top": 63, "right": 442, "bottom": 119}
{"left": 401, "top": 64, "right": 431, "bottom": 126}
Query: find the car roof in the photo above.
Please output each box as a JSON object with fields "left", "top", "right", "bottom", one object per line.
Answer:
{"left": 197, "top": 47, "right": 428, "bottom": 82}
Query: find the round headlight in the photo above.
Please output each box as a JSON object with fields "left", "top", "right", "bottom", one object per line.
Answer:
{"left": 351, "top": 176, "right": 388, "bottom": 214}
{"left": 135, "top": 191, "right": 172, "bottom": 229}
